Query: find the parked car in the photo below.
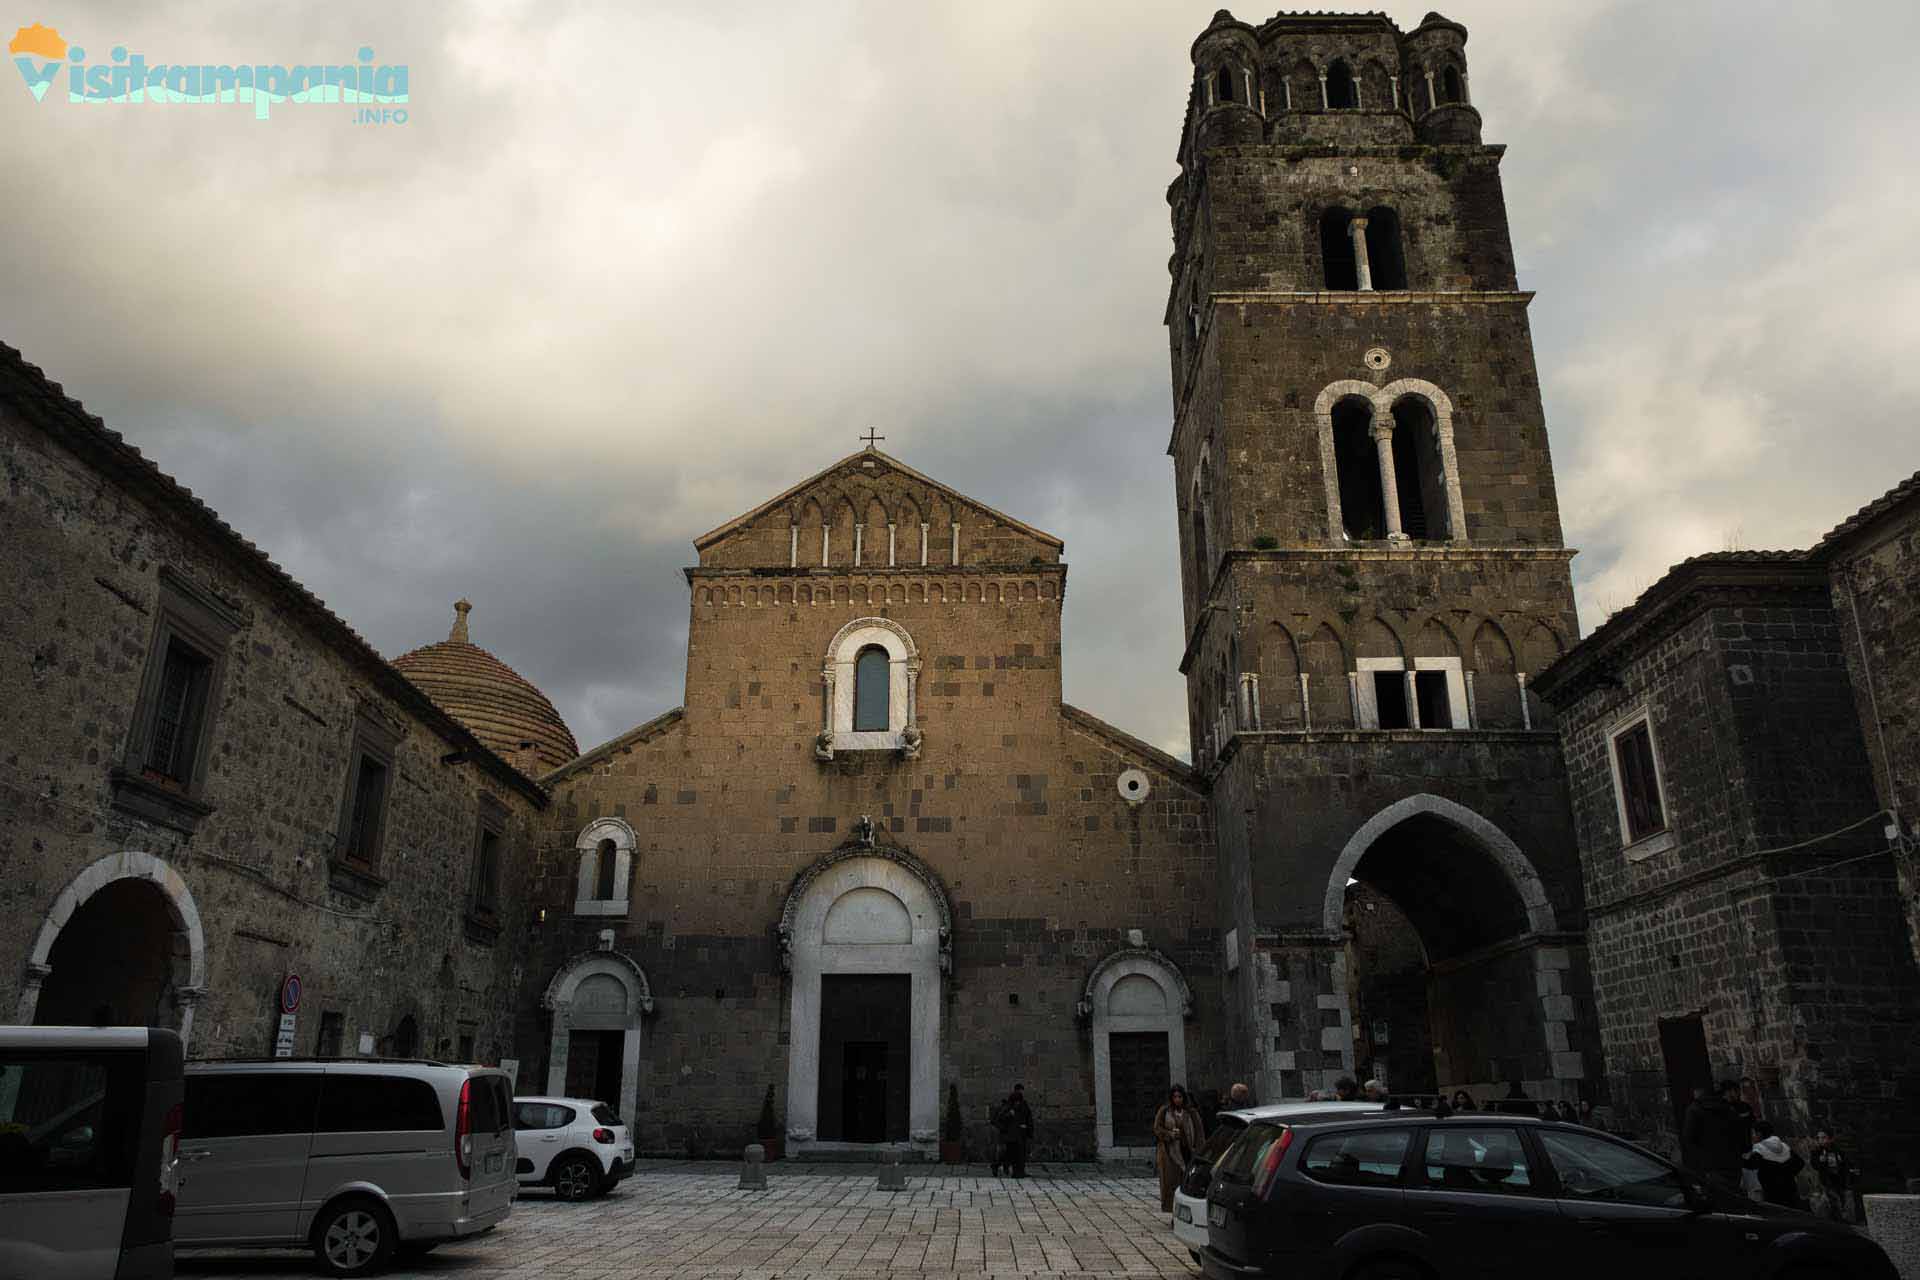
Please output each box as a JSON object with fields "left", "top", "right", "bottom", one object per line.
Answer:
{"left": 511, "top": 1096, "right": 633, "bottom": 1200}
{"left": 0, "top": 1026, "right": 184, "bottom": 1280}
{"left": 174, "top": 1059, "right": 515, "bottom": 1277}
{"left": 1202, "top": 1110, "right": 1898, "bottom": 1280}
{"left": 1172, "top": 1103, "right": 1384, "bottom": 1262}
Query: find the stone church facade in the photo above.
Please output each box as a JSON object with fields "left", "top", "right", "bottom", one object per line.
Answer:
{"left": 6, "top": 5, "right": 1917, "bottom": 1177}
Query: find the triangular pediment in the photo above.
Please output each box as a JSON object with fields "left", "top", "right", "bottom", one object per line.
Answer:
{"left": 694, "top": 449, "right": 1062, "bottom": 569}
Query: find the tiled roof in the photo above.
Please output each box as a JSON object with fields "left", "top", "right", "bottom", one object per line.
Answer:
{"left": 0, "top": 341, "right": 548, "bottom": 804}
{"left": 1809, "top": 470, "right": 1920, "bottom": 560}
{"left": 392, "top": 601, "right": 580, "bottom": 774}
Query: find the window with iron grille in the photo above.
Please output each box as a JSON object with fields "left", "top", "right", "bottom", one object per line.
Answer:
{"left": 144, "top": 638, "right": 212, "bottom": 782}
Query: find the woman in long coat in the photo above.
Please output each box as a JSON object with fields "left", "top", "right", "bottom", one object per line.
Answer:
{"left": 1153, "top": 1083, "right": 1204, "bottom": 1212}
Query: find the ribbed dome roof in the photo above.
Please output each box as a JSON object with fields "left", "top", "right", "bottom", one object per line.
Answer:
{"left": 392, "top": 600, "right": 579, "bottom": 775}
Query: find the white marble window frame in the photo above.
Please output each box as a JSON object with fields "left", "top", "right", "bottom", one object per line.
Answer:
{"left": 821, "top": 618, "right": 920, "bottom": 754}
{"left": 572, "top": 816, "right": 635, "bottom": 916}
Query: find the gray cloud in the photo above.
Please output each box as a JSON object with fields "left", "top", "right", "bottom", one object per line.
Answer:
{"left": 4, "top": 1, "right": 1916, "bottom": 759}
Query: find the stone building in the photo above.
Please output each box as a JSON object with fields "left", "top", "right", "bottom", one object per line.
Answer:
{"left": 0, "top": 342, "right": 553, "bottom": 1065}
{"left": 1167, "top": 8, "right": 1599, "bottom": 1107}
{"left": 1533, "top": 479, "right": 1920, "bottom": 1181}
{"left": 516, "top": 449, "right": 1218, "bottom": 1159}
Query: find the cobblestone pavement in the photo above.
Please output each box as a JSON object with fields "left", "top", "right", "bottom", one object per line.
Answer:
{"left": 174, "top": 1162, "right": 1199, "bottom": 1279}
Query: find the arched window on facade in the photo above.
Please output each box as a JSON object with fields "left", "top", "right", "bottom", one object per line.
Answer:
{"left": 1390, "top": 397, "right": 1450, "bottom": 540}
{"left": 1320, "top": 207, "right": 1359, "bottom": 290}
{"left": 1441, "top": 65, "right": 1464, "bottom": 105}
{"left": 1326, "top": 59, "right": 1358, "bottom": 109}
{"left": 1214, "top": 66, "right": 1236, "bottom": 104}
{"left": 1364, "top": 206, "right": 1408, "bottom": 290}
{"left": 1333, "top": 398, "right": 1386, "bottom": 539}
{"left": 853, "top": 645, "right": 890, "bottom": 732}
{"left": 593, "top": 838, "right": 618, "bottom": 900}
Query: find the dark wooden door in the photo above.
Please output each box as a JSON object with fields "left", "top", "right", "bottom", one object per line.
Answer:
{"left": 841, "top": 1041, "right": 888, "bottom": 1142}
{"left": 1109, "top": 1031, "right": 1169, "bottom": 1146}
{"left": 1657, "top": 1014, "right": 1711, "bottom": 1134}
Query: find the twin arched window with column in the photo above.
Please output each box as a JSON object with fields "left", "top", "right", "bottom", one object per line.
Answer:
{"left": 1320, "top": 206, "right": 1406, "bottom": 291}
{"left": 1316, "top": 380, "right": 1467, "bottom": 546}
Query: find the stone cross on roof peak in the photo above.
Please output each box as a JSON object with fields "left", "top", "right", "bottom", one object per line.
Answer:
{"left": 450, "top": 599, "right": 473, "bottom": 645}
{"left": 860, "top": 427, "right": 885, "bottom": 450}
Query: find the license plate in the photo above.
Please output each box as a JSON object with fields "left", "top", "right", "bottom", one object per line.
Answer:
{"left": 485, "top": 1152, "right": 504, "bottom": 1173}
{"left": 1209, "top": 1203, "right": 1228, "bottom": 1226}
{"left": 1175, "top": 1204, "right": 1192, "bottom": 1223}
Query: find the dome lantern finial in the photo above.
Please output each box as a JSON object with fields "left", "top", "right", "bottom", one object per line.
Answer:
{"left": 451, "top": 599, "right": 473, "bottom": 645}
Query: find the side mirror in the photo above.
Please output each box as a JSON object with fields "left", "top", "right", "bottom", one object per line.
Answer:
{"left": 1684, "top": 1182, "right": 1715, "bottom": 1213}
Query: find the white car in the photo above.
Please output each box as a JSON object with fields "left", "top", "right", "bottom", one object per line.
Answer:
{"left": 512, "top": 1096, "right": 634, "bottom": 1201}
{"left": 1171, "top": 1102, "right": 1384, "bottom": 1260}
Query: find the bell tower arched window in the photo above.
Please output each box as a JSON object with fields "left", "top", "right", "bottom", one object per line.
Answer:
{"left": 1391, "top": 397, "right": 1451, "bottom": 541}
{"left": 1320, "top": 207, "right": 1359, "bottom": 290}
{"left": 1214, "top": 66, "right": 1236, "bottom": 104}
{"left": 1442, "top": 65, "right": 1464, "bottom": 105}
{"left": 853, "top": 646, "right": 890, "bottom": 732}
{"left": 1333, "top": 398, "right": 1386, "bottom": 539}
{"left": 1326, "top": 59, "right": 1358, "bottom": 109}
{"left": 1364, "top": 207, "right": 1407, "bottom": 290}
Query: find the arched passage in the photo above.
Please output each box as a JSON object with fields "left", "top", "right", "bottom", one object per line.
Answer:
{"left": 20, "top": 851, "right": 206, "bottom": 1049}
{"left": 1082, "top": 948, "right": 1192, "bottom": 1159}
{"left": 780, "top": 847, "right": 950, "bottom": 1156}
{"left": 1323, "top": 796, "right": 1580, "bottom": 1105}
{"left": 543, "top": 950, "right": 655, "bottom": 1124}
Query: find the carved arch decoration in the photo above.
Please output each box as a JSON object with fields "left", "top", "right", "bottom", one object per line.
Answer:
{"left": 777, "top": 839, "right": 955, "bottom": 976}
{"left": 541, "top": 946, "right": 656, "bottom": 1016}
{"left": 1077, "top": 946, "right": 1195, "bottom": 1022}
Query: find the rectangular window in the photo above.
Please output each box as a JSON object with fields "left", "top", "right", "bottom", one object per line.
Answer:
{"left": 144, "top": 639, "right": 213, "bottom": 782}
{"left": 1373, "top": 671, "right": 1411, "bottom": 729}
{"left": 473, "top": 826, "right": 502, "bottom": 913}
{"left": 343, "top": 755, "right": 388, "bottom": 865}
{"left": 0, "top": 1053, "right": 140, "bottom": 1193}
{"left": 1414, "top": 671, "right": 1452, "bottom": 729}
{"left": 1416, "top": 1126, "right": 1534, "bottom": 1194}
{"left": 1302, "top": 1127, "right": 1413, "bottom": 1187}
{"left": 183, "top": 1072, "right": 322, "bottom": 1139}
{"left": 1612, "top": 718, "right": 1667, "bottom": 844}
{"left": 315, "top": 1011, "right": 344, "bottom": 1059}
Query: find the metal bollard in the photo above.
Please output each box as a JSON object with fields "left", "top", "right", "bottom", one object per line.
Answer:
{"left": 876, "top": 1148, "right": 907, "bottom": 1191}
{"left": 738, "top": 1143, "right": 768, "bottom": 1190}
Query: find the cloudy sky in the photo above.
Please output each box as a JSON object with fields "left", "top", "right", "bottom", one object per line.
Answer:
{"left": 5, "top": 1, "right": 1917, "bottom": 759}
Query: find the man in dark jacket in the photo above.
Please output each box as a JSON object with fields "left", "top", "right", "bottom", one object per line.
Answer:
{"left": 991, "top": 1084, "right": 1034, "bottom": 1177}
{"left": 1682, "top": 1081, "right": 1747, "bottom": 1187}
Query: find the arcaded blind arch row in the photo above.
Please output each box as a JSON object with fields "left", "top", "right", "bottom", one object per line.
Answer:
{"left": 1193, "top": 18, "right": 1471, "bottom": 122}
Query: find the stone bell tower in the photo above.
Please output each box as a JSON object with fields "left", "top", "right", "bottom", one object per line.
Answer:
{"left": 1166, "top": 10, "right": 1600, "bottom": 1104}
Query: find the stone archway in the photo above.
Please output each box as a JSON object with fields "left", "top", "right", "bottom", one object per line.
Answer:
{"left": 543, "top": 950, "right": 655, "bottom": 1124}
{"left": 19, "top": 851, "right": 207, "bottom": 1049}
{"left": 1081, "top": 948, "right": 1193, "bottom": 1160}
{"left": 780, "top": 845, "right": 950, "bottom": 1157}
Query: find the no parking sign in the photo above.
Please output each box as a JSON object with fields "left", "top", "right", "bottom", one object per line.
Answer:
{"left": 274, "top": 973, "right": 301, "bottom": 1057}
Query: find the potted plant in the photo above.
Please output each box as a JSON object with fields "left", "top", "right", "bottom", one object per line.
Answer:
{"left": 941, "top": 1083, "right": 964, "bottom": 1164}
{"left": 756, "top": 1084, "right": 783, "bottom": 1162}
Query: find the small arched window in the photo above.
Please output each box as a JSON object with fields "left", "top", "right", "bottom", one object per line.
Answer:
{"left": 1326, "top": 60, "right": 1358, "bottom": 109}
{"left": 1333, "top": 398, "right": 1386, "bottom": 539}
{"left": 1441, "top": 66, "right": 1464, "bottom": 105}
{"left": 1365, "top": 206, "right": 1407, "bottom": 290}
{"left": 594, "top": 838, "right": 617, "bottom": 900}
{"left": 1214, "top": 66, "right": 1236, "bottom": 104}
{"left": 1320, "top": 207, "right": 1359, "bottom": 290}
{"left": 853, "top": 646, "right": 890, "bottom": 732}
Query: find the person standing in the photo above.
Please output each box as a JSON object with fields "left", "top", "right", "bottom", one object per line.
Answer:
{"left": 1808, "top": 1129, "right": 1857, "bottom": 1223}
{"left": 1450, "top": 1089, "right": 1476, "bottom": 1113}
{"left": 993, "top": 1084, "right": 1033, "bottom": 1177}
{"left": 1742, "top": 1121, "right": 1807, "bottom": 1209}
{"left": 1227, "top": 1082, "right": 1253, "bottom": 1109}
{"left": 1333, "top": 1077, "right": 1359, "bottom": 1101}
{"left": 1152, "top": 1084, "right": 1203, "bottom": 1213}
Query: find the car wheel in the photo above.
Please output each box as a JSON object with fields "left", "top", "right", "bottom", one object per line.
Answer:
{"left": 312, "top": 1196, "right": 396, "bottom": 1277}
{"left": 553, "top": 1153, "right": 600, "bottom": 1201}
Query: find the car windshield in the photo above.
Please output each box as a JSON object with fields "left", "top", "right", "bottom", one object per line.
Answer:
{"left": 1194, "top": 1115, "right": 1245, "bottom": 1164}
{"left": 1217, "top": 1122, "right": 1286, "bottom": 1181}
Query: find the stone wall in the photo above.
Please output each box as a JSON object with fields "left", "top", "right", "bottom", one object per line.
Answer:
{"left": 0, "top": 363, "right": 544, "bottom": 1066}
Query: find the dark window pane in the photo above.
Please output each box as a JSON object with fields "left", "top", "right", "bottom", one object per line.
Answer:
{"left": 1196, "top": 1115, "right": 1247, "bottom": 1164}
{"left": 591, "top": 1103, "right": 620, "bottom": 1127}
{"left": 1418, "top": 1126, "right": 1534, "bottom": 1193}
{"left": 1614, "top": 723, "right": 1666, "bottom": 841}
{"left": 146, "top": 640, "right": 211, "bottom": 782}
{"left": 315, "top": 1012, "right": 344, "bottom": 1059}
{"left": 853, "top": 646, "right": 890, "bottom": 731}
{"left": 184, "top": 1072, "right": 321, "bottom": 1139}
{"left": 595, "top": 839, "right": 617, "bottom": 900}
{"left": 474, "top": 829, "right": 501, "bottom": 910}
{"left": 0, "top": 1054, "right": 140, "bottom": 1192}
{"left": 1218, "top": 1121, "right": 1287, "bottom": 1181}
{"left": 1302, "top": 1127, "right": 1412, "bottom": 1187}
{"left": 1415, "top": 671, "right": 1452, "bottom": 729}
{"left": 1539, "top": 1129, "right": 1689, "bottom": 1208}
{"left": 346, "top": 756, "right": 387, "bottom": 864}
{"left": 465, "top": 1075, "right": 509, "bottom": 1134}
{"left": 1374, "top": 672, "right": 1411, "bottom": 729}
{"left": 316, "top": 1074, "right": 443, "bottom": 1133}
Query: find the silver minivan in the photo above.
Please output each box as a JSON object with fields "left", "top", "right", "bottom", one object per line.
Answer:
{"left": 0, "top": 1026, "right": 184, "bottom": 1280}
{"left": 175, "top": 1059, "right": 514, "bottom": 1277}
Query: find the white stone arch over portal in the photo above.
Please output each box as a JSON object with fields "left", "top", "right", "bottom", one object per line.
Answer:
{"left": 1320, "top": 793, "right": 1557, "bottom": 935}
{"left": 19, "top": 850, "right": 208, "bottom": 1049}
{"left": 782, "top": 851, "right": 945, "bottom": 1156}
{"left": 543, "top": 950, "right": 655, "bottom": 1126}
{"left": 1083, "top": 947, "right": 1192, "bottom": 1161}
{"left": 573, "top": 816, "right": 636, "bottom": 917}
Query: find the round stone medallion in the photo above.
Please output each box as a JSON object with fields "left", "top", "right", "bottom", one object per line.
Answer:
{"left": 1364, "top": 347, "right": 1392, "bottom": 371}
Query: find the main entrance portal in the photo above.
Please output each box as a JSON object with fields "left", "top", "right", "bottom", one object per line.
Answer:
{"left": 818, "top": 974, "right": 909, "bottom": 1142}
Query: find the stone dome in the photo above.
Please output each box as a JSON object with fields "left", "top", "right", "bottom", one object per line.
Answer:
{"left": 392, "top": 600, "right": 579, "bottom": 775}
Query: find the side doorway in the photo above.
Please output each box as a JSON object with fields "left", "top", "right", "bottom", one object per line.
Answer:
{"left": 1656, "top": 1014, "right": 1711, "bottom": 1135}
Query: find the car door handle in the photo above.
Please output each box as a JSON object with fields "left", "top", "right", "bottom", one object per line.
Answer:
{"left": 177, "top": 1148, "right": 214, "bottom": 1162}
{"left": 541, "top": 1135, "right": 558, "bottom": 1142}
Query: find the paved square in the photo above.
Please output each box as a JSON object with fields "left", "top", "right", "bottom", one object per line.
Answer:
{"left": 175, "top": 1163, "right": 1198, "bottom": 1279}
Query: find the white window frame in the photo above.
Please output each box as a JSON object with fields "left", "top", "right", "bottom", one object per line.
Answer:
{"left": 820, "top": 617, "right": 921, "bottom": 756}
{"left": 1354, "top": 656, "right": 1467, "bottom": 730}
{"left": 573, "top": 816, "right": 635, "bottom": 916}
{"left": 1607, "top": 706, "right": 1675, "bottom": 860}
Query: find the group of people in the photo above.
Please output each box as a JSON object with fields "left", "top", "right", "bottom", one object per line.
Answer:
{"left": 1681, "top": 1079, "right": 1857, "bottom": 1220}
{"left": 1150, "top": 1082, "right": 1245, "bottom": 1211}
